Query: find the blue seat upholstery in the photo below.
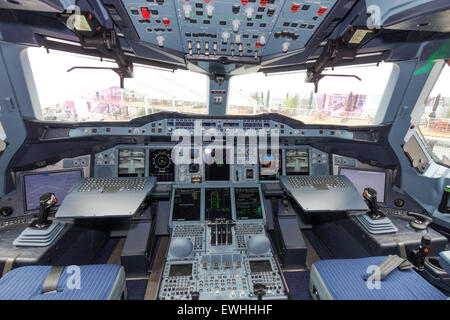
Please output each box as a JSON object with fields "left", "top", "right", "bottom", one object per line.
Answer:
{"left": 440, "top": 251, "right": 450, "bottom": 275}
{"left": 0, "top": 264, "right": 126, "bottom": 300}
{"left": 310, "top": 256, "right": 447, "bottom": 300}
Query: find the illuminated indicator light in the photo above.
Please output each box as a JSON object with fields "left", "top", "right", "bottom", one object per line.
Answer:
{"left": 424, "top": 248, "right": 429, "bottom": 253}
{"left": 363, "top": 193, "right": 367, "bottom": 197}
{"left": 204, "top": 0, "right": 210, "bottom": 2}
{"left": 255, "top": 41, "right": 261, "bottom": 48}
{"left": 241, "top": 0, "right": 248, "bottom": 4}
{"left": 291, "top": 3, "right": 300, "bottom": 12}
{"left": 317, "top": 6, "right": 327, "bottom": 15}
{"left": 96, "top": 26, "right": 102, "bottom": 31}
{"left": 260, "top": 0, "right": 268, "bottom": 6}
{"left": 162, "top": 18, "right": 170, "bottom": 26}
{"left": 88, "top": 13, "right": 93, "bottom": 19}
{"left": 141, "top": 7, "right": 150, "bottom": 20}
{"left": 53, "top": 198, "right": 57, "bottom": 203}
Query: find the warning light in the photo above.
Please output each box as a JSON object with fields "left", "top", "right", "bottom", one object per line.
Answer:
{"left": 291, "top": 3, "right": 301, "bottom": 12}
{"left": 424, "top": 248, "right": 429, "bottom": 253}
{"left": 363, "top": 193, "right": 367, "bottom": 197}
{"left": 255, "top": 41, "right": 261, "bottom": 48}
{"left": 162, "top": 18, "right": 171, "bottom": 26}
{"left": 241, "top": 0, "right": 249, "bottom": 4}
{"left": 260, "top": 0, "right": 268, "bottom": 6}
{"left": 204, "top": 0, "right": 211, "bottom": 2}
{"left": 141, "top": 7, "right": 150, "bottom": 20}
{"left": 317, "top": 6, "right": 328, "bottom": 16}
{"left": 52, "top": 198, "right": 57, "bottom": 203}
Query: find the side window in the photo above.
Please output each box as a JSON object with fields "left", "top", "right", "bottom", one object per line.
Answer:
{"left": 418, "top": 61, "right": 450, "bottom": 167}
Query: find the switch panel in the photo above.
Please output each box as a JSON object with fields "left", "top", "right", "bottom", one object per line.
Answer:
{"left": 122, "top": 0, "right": 337, "bottom": 58}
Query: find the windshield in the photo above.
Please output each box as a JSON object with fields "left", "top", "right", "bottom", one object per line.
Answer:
{"left": 417, "top": 61, "right": 450, "bottom": 167}
{"left": 228, "top": 63, "right": 393, "bottom": 126}
{"left": 28, "top": 48, "right": 208, "bottom": 121}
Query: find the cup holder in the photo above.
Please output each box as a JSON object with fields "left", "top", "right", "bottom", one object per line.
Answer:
{"left": 425, "top": 256, "right": 445, "bottom": 272}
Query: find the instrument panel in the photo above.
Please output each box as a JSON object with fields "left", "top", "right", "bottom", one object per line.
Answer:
{"left": 94, "top": 144, "right": 330, "bottom": 183}
{"left": 168, "top": 185, "right": 266, "bottom": 225}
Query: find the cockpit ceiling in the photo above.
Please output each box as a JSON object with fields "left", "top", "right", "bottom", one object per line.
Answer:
{"left": 0, "top": 0, "right": 449, "bottom": 73}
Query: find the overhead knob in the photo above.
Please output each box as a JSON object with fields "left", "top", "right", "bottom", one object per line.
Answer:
{"left": 222, "top": 31, "right": 231, "bottom": 43}
{"left": 183, "top": 4, "right": 192, "bottom": 19}
{"left": 235, "top": 34, "right": 241, "bottom": 44}
{"left": 206, "top": 4, "right": 214, "bottom": 17}
{"left": 232, "top": 19, "right": 240, "bottom": 32}
{"left": 260, "top": 36, "right": 266, "bottom": 45}
{"left": 282, "top": 41, "right": 290, "bottom": 53}
{"left": 156, "top": 36, "right": 165, "bottom": 47}
{"left": 245, "top": 7, "right": 254, "bottom": 19}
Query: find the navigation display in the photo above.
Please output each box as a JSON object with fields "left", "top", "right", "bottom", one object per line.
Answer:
{"left": 172, "top": 188, "right": 201, "bottom": 221}
{"left": 118, "top": 149, "right": 145, "bottom": 177}
{"left": 205, "top": 188, "right": 232, "bottom": 221}
{"left": 149, "top": 149, "right": 174, "bottom": 181}
{"left": 259, "top": 150, "right": 282, "bottom": 181}
{"left": 24, "top": 170, "right": 82, "bottom": 211}
{"left": 285, "top": 149, "right": 309, "bottom": 175}
{"left": 235, "top": 188, "right": 263, "bottom": 220}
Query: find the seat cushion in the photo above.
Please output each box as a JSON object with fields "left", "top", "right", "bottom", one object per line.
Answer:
{"left": 310, "top": 256, "right": 447, "bottom": 300}
{"left": 0, "top": 264, "right": 126, "bottom": 300}
{"left": 440, "top": 251, "right": 450, "bottom": 275}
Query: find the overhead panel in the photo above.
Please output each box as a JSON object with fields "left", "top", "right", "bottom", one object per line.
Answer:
{"left": 122, "top": 0, "right": 337, "bottom": 59}
{"left": 125, "top": 0, "right": 184, "bottom": 51}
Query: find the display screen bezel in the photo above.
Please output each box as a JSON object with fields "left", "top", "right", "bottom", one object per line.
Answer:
{"left": 20, "top": 168, "right": 83, "bottom": 213}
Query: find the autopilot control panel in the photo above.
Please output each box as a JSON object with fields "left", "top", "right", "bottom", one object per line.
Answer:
{"left": 158, "top": 185, "right": 288, "bottom": 300}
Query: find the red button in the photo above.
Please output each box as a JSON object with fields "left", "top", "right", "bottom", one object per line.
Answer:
{"left": 317, "top": 6, "right": 328, "bottom": 16}
{"left": 255, "top": 42, "right": 261, "bottom": 48}
{"left": 162, "top": 18, "right": 170, "bottom": 26}
{"left": 260, "top": 0, "right": 268, "bottom": 6}
{"left": 141, "top": 7, "right": 150, "bottom": 20}
{"left": 241, "top": 0, "right": 248, "bottom": 4}
{"left": 291, "top": 3, "right": 300, "bottom": 12}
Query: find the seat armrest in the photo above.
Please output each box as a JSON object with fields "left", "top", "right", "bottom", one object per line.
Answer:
{"left": 439, "top": 251, "right": 450, "bottom": 274}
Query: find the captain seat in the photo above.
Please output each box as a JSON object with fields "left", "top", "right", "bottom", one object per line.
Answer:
{"left": 309, "top": 256, "right": 447, "bottom": 300}
{"left": 0, "top": 264, "right": 126, "bottom": 300}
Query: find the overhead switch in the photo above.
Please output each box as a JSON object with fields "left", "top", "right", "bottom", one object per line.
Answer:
{"left": 260, "top": 36, "right": 266, "bottom": 45}
{"left": 157, "top": 36, "right": 165, "bottom": 47}
{"left": 222, "top": 31, "right": 230, "bottom": 43}
{"left": 183, "top": 4, "right": 192, "bottom": 19}
{"left": 232, "top": 19, "right": 240, "bottom": 32}
{"left": 206, "top": 4, "right": 214, "bottom": 17}
{"left": 245, "top": 7, "right": 254, "bottom": 19}
{"left": 141, "top": 7, "right": 150, "bottom": 20}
